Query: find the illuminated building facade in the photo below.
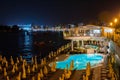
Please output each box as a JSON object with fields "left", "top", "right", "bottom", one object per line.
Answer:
{"left": 63, "top": 25, "right": 115, "bottom": 51}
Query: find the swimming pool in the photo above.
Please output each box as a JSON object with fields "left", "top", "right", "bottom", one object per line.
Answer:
{"left": 55, "top": 54, "right": 103, "bottom": 70}
{"left": 85, "top": 45, "right": 98, "bottom": 50}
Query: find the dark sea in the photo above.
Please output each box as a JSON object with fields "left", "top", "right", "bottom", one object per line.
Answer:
{"left": 0, "top": 31, "right": 70, "bottom": 62}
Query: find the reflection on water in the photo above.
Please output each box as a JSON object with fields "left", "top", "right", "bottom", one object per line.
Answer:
{"left": 19, "top": 31, "right": 33, "bottom": 62}
{"left": 0, "top": 31, "right": 69, "bottom": 62}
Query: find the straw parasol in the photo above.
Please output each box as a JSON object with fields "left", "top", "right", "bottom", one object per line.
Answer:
{"left": 11, "top": 65, "right": 15, "bottom": 73}
{"left": 83, "top": 75, "right": 86, "bottom": 80}
{"left": 111, "top": 72, "right": 115, "bottom": 80}
{"left": 61, "top": 74, "right": 65, "bottom": 80}
{"left": 40, "top": 69, "right": 44, "bottom": 78}
{"left": 16, "top": 72, "right": 21, "bottom": 80}
{"left": 51, "top": 61, "right": 56, "bottom": 72}
{"left": 20, "top": 56, "right": 23, "bottom": 62}
{"left": 32, "top": 76, "right": 35, "bottom": 80}
{"left": 16, "top": 57, "right": 19, "bottom": 63}
{"left": 86, "top": 75, "right": 89, "bottom": 80}
{"left": 4, "top": 67, "right": 7, "bottom": 77}
{"left": 64, "top": 64, "right": 71, "bottom": 79}
{"left": 70, "top": 60, "right": 74, "bottom": 70}
{"left": 27, "top": 65, "right": 31, "bottom": 74}
{"left": 86, "top": 62, "right": 91, "bottom": 77}
{"left": 32, "top": 65, "right": 35, "bottom": 72}
{"left": 43, "top": 66, "right": 48, "bottom": 75}
{"left": 44, "top": 58, "right": 46, "bottom": 65}
{"left": 15, "top": 63, "right": 18, "bottom": 71}
{"left": 0, "top": 55, "right": 2, "bottom": 62}
{"left": 5, "top": 61, "right": 8, "bottom": 68}
{"left": 10, "top": 56, "right": 14, "bottom": 65}
{"left": 22, "top": 65, "right": 26, "bottom": 79}
{"left": 37, "top": 72, "right": 41, "bottom": 80}
{"left": 59, "top": 77, "right": 62, "bottom": 80}
{"left": 6, "top": 76, "right": 9, "bottom": 80}
{"left": 111, "top": 55, "right": 115, "bottom": 64}
{"left": 40, "top": 59, "right": 43, "bottom": 66}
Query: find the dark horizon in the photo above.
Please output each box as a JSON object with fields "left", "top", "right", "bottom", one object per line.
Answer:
{"left": 0, "top": 0, "right": 120, "bottom": 26}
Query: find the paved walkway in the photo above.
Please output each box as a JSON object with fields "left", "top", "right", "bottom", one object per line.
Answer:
{"left": 48, "top": 69, "right": 64, "bottom": 80}
{"left": 69, "top": 70, "right": 84, "bottom": 80}
{"left": 92, "top": 66, "right": 101, "bottom": 80}
{"left": 56, "top": 54, "right": 69, "bottom": 61}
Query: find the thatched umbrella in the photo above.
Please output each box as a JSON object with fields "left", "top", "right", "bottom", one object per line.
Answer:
{"left": 61, "top": 74, "right": 65, "bottom": 80}
{"left": 16, "top": 57, "right": 19, "bottom": 63}
{"left": 83, "top": 75, "right": 86, "bottom": 80}
{"left": 27, "top": 65, "right": 31, "bottom": 74}
{"left": 23, "top": 59, "right": 27, "bottom": 66}
{"left": 64, "top": 64, "right": 71, "bottom": 79}
{"left": 41, "top": 59, "right": 44, "bottom": 66}
{"left": 31, "top": 57, "right": 34, "bottom": 64}
{"left": 68, "top": 69, "right": 71, "bottom": 76}
{"left": 22, "top": 65, "right": 26, "bottom": 79}
{"left": 54, "top": 60, "right": 56, "bottom": 67}
{"left": 109, "top": 66, "right": 114, "bottom": 77}
{"left": 86, "top": 75, "right": 89, "bottom": 80}
{"left": 43, "top": 58, "right": 46, "bottom": 65}
{"left": 64, "top": 68, "right": 67, "bottom": 75}
{"left": 6, "top": 76, "right": 9, "bottom": 80}
{"left": 59, "top": 77, "right": 62, "bottom": 80}
{"left": 51, "top": 61, "right": 56, "bottom": 72}
{"left": 51, "top": 52, "right": 54, "bottom": 57}
{"left": 3, "top": 56, "right": 7, "bottom": 63}
{"left": 16, "top": 72, "right": 21, "bottom": 80}
{"left": 15, "top": 63, "right": 18, "bottom": 71}
{"left": 11, "top": 65, "right": 15, "bottom": 73}
{"left": 48, "top": 54, "right": 51, "bottom": 59}
{"left": 35, "top": 63, "right": 38, "bottom": 70}
{"left": 32, "top": 65, "right": 35, "bottom": 73}
{"left": 40, "top": 69, "right": 44, "bottom": 78}
{"left": 70, "top": 60, "right": 74, "bottom": 70}
{"left": 37, "top": 72, "right": 41, "bottom": 80}
{"left": 20, "top": 56, "right": 23, "bottom": 62}
{"left": 32, "top": 76, "right": 35, "bottom": 80}
{"left": 86, "top": 62, "right": 91, "bottom": 77}
{"left": 43, "top": 66, "right": 48, "bottom": 75}
{"left": 35, "top": 56, "right": 37, "bottom": 64}
{"left": 111, "top": 72, "right": 115, "bottom": 80}
{"left": 0, "top": 55, "right": 2, "bottom": 62}
{"left": 5, "top": 61, "right": 8, "bottom": 68}
{"left": 10, "top": 56, "right": 14, "bottom": 65}
{"left": 4, "top": 67, "right": 7, "bottom": 77}
{"left": 111, "top": 55, "right": 115, "bottom": 64}
{"left": 65, "top": 72, "right": 70, "bottom": 79}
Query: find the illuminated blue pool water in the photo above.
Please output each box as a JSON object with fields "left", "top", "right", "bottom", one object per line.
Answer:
{"left": 85, "top": 45, "right": 98, "bottom": 50}
{"left": 56, "top": 54, "right": 103, "bottom": 70}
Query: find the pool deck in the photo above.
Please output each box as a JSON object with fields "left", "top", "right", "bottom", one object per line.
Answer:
{"left": 50, "top": 53, "right": 110, "bottom": 80}
{"left": 56, "top": 54, "right": 69, "bottom": 61}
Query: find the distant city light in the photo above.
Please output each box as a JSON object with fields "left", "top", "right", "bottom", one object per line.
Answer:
{"left": 114, "top": 18, "right": 118, "bottom": 23}
{"left": 109, "top": 22, "right": 113, "bottom": 26}
{"left": 17, "top": 24, "right": 32, "bottom": 31}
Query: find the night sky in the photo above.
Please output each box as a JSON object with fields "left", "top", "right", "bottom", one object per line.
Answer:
{"left": 0, "top": 0, "right": 120, "bottom": 25}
